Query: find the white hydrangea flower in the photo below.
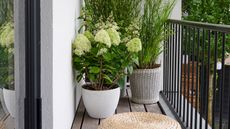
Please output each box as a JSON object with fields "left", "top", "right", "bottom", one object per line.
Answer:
{"left": 74, "top": 49, "right": 84, "bottom": 56}
{"left": 126, "top": 38, "right": 142, "bottom": 52}
{"left": 0, "top": 22, "right": 14, "bottom": 48}
{"left": 97, "top": 48, "right": 108, "bottom": 56}
{"left": 73, "top": 34, "right": 91, "bottom": 56}
{"left": 112, "top": 22, "right": 119, "bottom": 30}
{"left": 8, "top": 48, "right": 14, "bottom": 54}
{"left": 94, "top": 29, "right": 111, "bottom": 48}
{"left": 107, "top": 28, "right": 120, "bottom": 46}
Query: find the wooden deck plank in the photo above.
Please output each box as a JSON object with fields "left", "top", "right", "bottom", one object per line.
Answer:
{"left": 126, "top": 88, "right": 146, "bottom": 112}
{"left": 72, "top": 100, "right": 85, "bottom": 129}
{"left": 3, "top": 115, "right": 14, "bottom": 129}
{"left": 145, "top": 103, "right": 162, "bottom": 114}
{"left": 117, "top": 96, "right": 130, "bottom": 113}
{"left": 0, "top": 121, "right": 5, "bottom": 129}
{"left": 81, "top": 113, "right": 99, "bottom": 129}
{"left": 73, "top": 88, "right": 162, "bottom": 129}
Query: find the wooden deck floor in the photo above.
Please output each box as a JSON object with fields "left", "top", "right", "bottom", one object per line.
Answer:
{"left": 0, "top": 106, "right": 14, "bottom": 129}
{"left": 72, "top": 88, "right": 163, "bottom": 129}
{"left": 0, "top": 114, "right": 14, "bottom": 129}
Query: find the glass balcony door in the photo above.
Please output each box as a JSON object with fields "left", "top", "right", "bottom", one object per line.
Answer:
{"left": 0, "top": 0, "right": 41, "bottom": 128}
{"left": 0, "top": 0, "right": 15, "bottom": 128}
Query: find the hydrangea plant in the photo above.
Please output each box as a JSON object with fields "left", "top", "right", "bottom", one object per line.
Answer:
{"left": 73, "top": 15, "right": 142, "bottom": 90}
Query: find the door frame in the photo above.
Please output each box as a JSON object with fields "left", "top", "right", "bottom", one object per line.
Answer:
{"left": 24, "top": 0, "right": 42, "bottom": 129}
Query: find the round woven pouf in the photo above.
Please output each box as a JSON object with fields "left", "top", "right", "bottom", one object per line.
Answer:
{"left": 98, "top": 112, "right": 181, "bottom": 129}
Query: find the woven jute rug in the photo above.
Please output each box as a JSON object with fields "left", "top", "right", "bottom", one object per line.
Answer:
{"left": 98, "top": 112, "right": 181, "bottom": 129}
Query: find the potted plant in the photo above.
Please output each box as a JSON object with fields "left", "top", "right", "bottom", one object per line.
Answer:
{"left": 73, "top": 15, "right": 142, "bottom": 118}
{"left": 130, "top": 0, "right": 175, "bottom": 104}
{"left": 0, "top": 21, "right": 15, "bottom": 118}
{"left": 82, "top": 0, "right": 142, "bottom": 97}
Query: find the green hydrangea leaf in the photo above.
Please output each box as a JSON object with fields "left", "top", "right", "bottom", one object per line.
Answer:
{"left": 89, "top": 66, "right": 100, "bottom": 74}
{"left": 103, "top": 53, "right": 112, "bottom": 61}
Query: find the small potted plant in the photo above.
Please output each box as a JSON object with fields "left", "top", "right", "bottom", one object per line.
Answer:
{"left": 73, "top": 15, "right": 141, "bottom": 118}
{"left": 0, "top": 21, "right": 15, "bottom": 118}
{"left": 130, "top": 0, "right": 175, "bottom": 104}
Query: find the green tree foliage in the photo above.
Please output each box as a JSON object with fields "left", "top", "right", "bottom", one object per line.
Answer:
{"left": 183, "top": 0, "right": 230, "bottom": 24}
{"left": 182, "top": 0, "right": 230, "bottom": 64}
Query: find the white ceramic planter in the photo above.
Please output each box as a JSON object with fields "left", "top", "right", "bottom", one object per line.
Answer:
{"left": 3, "top": 88, "right": 15, "bottom": 118}
{"left": 0, "top": 88, "right": 9, "bottom": 114}
{"left": 82, "top": 86, "right": 120, "bottom": 119}
{"left": 130, "top": 67, "right": 161, "bottom": 104}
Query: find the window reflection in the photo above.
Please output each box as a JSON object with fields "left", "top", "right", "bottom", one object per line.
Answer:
{"left": 0, "top": 0, "right": 15, "bottom": 128}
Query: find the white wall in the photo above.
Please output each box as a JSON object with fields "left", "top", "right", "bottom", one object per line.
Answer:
{"left": 52, "top": 0, "right": 81, "bottom": 129}
{"left": 170, "top": 0, "right": 182, "bottom": 20}
{"left": 75, "top": 0, "right": 84, "bottom": 111}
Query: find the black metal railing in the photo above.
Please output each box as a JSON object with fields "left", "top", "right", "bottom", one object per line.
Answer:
{"left": 162, "top": 19, "right": 230, "bottom": 129}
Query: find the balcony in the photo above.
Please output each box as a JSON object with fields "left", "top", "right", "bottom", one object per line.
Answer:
{"left": 0, "top": 0, "right": 230, "bottom": 128}
{"left": 71, "top": 19, "right": 230, "bottom": 129}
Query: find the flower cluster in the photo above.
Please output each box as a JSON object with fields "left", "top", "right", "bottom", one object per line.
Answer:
{"left": 73, "top": 34, "right": 91, "bottom": 56}
{"left": 94, "top": 29, "right": 111, "bottom": 48}
{"left": 97, "top": 48, "right": 108, "bottom": 56}
{"left": 126, "top": 38, "right": 142, "bottom": 52}
{"left": 0, "top": 22, "right": 14, "bottom": 49}
{"left": 95, "top": 15, "right": 119, "bottom": 30}
{"left": 122, "top": 20, "right": 140, "bottom": 44}
{"left": 107, "top": 28, "right": 120, "bottom": 46}
{"left": 73, "top": 19, "right": 141, "bottom": 57}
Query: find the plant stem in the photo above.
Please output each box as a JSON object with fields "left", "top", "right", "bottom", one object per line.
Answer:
{"left": 99, "top": 58, "right": 103, "bottom": 90}
{"left": 85, "top": 67, "right": 95, "bottom": 89}
{"left": 109, "top": 70, "right": 123, "bottom": 89}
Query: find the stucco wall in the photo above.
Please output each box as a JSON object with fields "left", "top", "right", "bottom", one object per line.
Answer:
{"left": 170, "top": 0, "right": 182, "bottom": 20}
{"left": 41, "top": 0, "right": 81, "bottom": 129}
{"left": 52, "top": 0, "right": 81, "bottom": 129}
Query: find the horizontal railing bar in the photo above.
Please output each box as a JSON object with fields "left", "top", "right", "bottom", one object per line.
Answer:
{"left": 168, "top": 19, "right": 230, "bottom": 33}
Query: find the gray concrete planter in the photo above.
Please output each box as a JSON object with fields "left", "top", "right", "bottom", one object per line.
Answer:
{"left": 130, "top": 67, "right": 161, "bottom": 104}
